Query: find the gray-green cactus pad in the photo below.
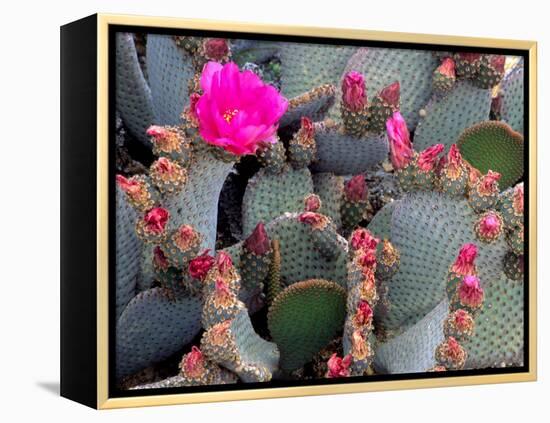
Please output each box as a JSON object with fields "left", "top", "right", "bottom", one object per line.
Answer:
{"left": 463, "top": 275, "right": 524, "bottom": 369}
{"left": 242, "top": 165, "right": 313, "bottom": 237}
{"left": 379, "top": 191, "right": 509, "bottom": 336}
{"left": 311, "top": 122, "right": 389, "bottom": 175}
{"left": 116, "top": 288, "right": 202, "bottom": 379}
{"left": 115, "top": 33, "right": 155, "bottom": 145}
{"left": 164, "top": 153, "right": 234, "bottom": 250}
{"left": 116, "top": 186, "right": 141, "bottom": 320}
{"left": 414, "top": 80, "right": 492, "bottom": 151}
{"left": 367, "top": 200, "right": 398, "bottom": 240}
{"left": 375, "top": 299, "right": 448, "bottom": 374}
{"left": 263, "top": 213, "right": 348, "bottom": 288}
{"left": 343, "top": 47, "right": 438, "bottom": 129}
{"left": 146, "top": 35, "right": 195, "bottom": 125}
{"left": 500, "top": 65, "right": 524, "bottom": 134}
{"left": 312, "top": 173, "right": 344, "bottom": 228}
{"left": 279, "top": 42, "right": 356, "bottom": 99}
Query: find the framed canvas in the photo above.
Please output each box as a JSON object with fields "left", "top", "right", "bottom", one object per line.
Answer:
{"left": 60, "top": 14, "right": 537, "bottom": 409}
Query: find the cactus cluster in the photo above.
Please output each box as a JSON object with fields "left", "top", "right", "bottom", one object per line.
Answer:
{"left": 114, "top": 32, "right": 525, "bottom": 389}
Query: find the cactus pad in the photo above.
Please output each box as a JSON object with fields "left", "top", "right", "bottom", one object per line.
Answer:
{"left": 268, "top": 279, "right": 347, "bottom": 371}
{"left": 312, "top": 173, "right": 344, "bottom": 228}
{"left": 414, "top": 81, "right": 492, "bottom": 152}
{"left": 500, "top": 65, "right": 524, "bottom": 134}
{"left": 458, "top": 121, "right": 524, "bottom": 189}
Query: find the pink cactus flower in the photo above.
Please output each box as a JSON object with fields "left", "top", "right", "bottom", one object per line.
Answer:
{"left": 451, "top": 243, "right": 478, "bottom": 276}
{"left": 417, "top": 144, "right": 444, "bottom": 172}
{"left": 386, "top": 111, "right": 414, "bottom": 170}
{"left": 379, "top": 81, "right": 400, "bottom": 107}
{"left": 304, "top": 194, "right": 321, "bottom": 212}
{"left": 513, "top": 183, "right": 524, "bottom": 215}
{"left": 188, "top": 250, "right": 215, "bottom": 281}
{"left": 354, "top": 300, "right": 374, "bottom": 327}
{"left": 459, "top": 275, "right": 484, "bottom": 308}
{"left": 300, "top": 117, "right": 315, "bottom": 139}
{"left": 204, "top": 38, "right": 229, "bottom": 61}
{"left": 143, "top": 207, "right": 169, "bottom": 234}
{"left": 453, "top": 309, "right": 474, "bottom": 333}
{"left": 174, "top": 225, "right": 198, "bottom": 250}
{"left": 350, "top": 228, "right": 380, "bottom": 251}
{"left": 146, "top": 125, "right": 169, "bottom": 138}
{"left": 153, "top": 246, "right": 169, "bottom": 270}
{"left": 195, "top": 62, "right": 288, "bottom": 156}
{"left": 344, "top": 175, "right": 368, "bottom": 203}
{"left": 477, "top": 211, "right": 503, "bottom": 239}
{"left": 326, "top": 353, "right": 352, "bottom": 378}
{"left": 342, "top": 71, "right": 367, "bottom": 112}
{"left": 444, "top": 144, "right": 464, "bottom": 178}
{"left": 437, "top": 58, "right": 456, "bottom": 78}
{"left": 152, "top": 157, "right": 176, "bottom": 175}
{"left": 244, "top": 222, "right": 271, "bottom": 255}
{"left": 216, "top": 251, "right": 233, "bottom": 274}
{"left": 444, "top": 336, "right": 465, "bottom": 362}
{"left": 477, "top": 170, "right": 501, "bottom": 195}
{"left": 181, "top": 346, "right": 205, "bottom": 378}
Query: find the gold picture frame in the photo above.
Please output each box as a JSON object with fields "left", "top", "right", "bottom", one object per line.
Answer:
{"left": 61, "top": 13, "right": 537, "bottom": 409}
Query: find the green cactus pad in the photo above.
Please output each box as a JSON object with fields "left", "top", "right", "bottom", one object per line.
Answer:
{"left": 231, "top": 39, "right": 278, "bottom": 65}
{"left": 115, "top": 33, "right": 155, "bottom": 145}
{"left": 115, "top": 187, "right": 141, "bottom": 321}
{"left": 146, "top": 34, "right": 195, "bottom": 125}
{"left": 458, "top": 121, "right": 524, "bottom": 189}
{"left": 279, "top": 43, "right": 356, "bottom": 99}
{"left": 280, "top": 84, "right": 336, "bottom": 128}
{"left": 414, "top": 81, "right": 492, "bottom": 152}
{"left": 342, "top": 47, "right": 438, "bottom": 129}
{"left": 311, "top": 121, "right": 388, "bottom": 175}
{"left": 268, "top": 279, "right": 347, "bottom": 371}
{"left": 374, "top": 299, "right": 448, "bottom": 374}
{"left": 242, "top": 165, "right": 313, "bottom": 237}
{"left": 164, "top": 152, "right": 234, "bottom": 250}
{"left": 379, "top": 191, "right": 509, "bottom": 336}
{"left": 312, "top": 173, "right": 344, "bottom": 229}
{"left": 500, "top": 65, "right": 524, "bottom": 134}
{"left": 463, "top": 275, "right": 524, "bottom": 369}
{"left": 116, "top": 288, "right": 202, "bottom": 379}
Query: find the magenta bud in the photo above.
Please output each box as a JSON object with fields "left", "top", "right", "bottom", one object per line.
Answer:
{"left": 244, "top": 222, "right": 271, "bottom": 255}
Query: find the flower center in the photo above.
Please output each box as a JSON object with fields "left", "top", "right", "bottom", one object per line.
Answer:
{"left": 223, "top": 108, "right": 239, "bottom": 123}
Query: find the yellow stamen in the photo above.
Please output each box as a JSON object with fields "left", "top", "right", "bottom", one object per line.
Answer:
{"left": 223, "top": 109, "right": 239, "bottom": 123}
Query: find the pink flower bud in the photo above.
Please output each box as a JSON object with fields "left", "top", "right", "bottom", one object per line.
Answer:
{"left": 244, "top": 222, "right": 271, "bottom": 255}
{"left": 356, "top": 248, "right": 377, "bottom": 271}
{"left": 451, "top": 243, "right": 478, "bottom": 276}
{"left": 188, "top": 93, "right": 201, "bottom": 122}
{"left": 452, "top": 309, "right": 474, "bottom": 333}
{"left": 437, "top": 58, "right": 456, "bottom": 78}
{"left": 152, "top": 157, "right": 176, "bottom": 175}
{"left": 174, "top": 225, "right": 199, "bottom": 250}
{"left": 143, "top": 207, "right": 169, "bottom": 234}
{"left": 477, "top": 211, "right": 503, "bottom": 240}
{"left": 513, "top": 183, "right": 524, "bottom": 215}
{"left": 216, "top": 251, "right": 233, "bottom": 274}
{"left": 342, "top": 71, "right": 367, "bottom": 112}
{"left": 350, "top": 228, "right": 380, "bottom": 251}
{"left": 181, "top": 346, "right": 205, "bottom": 379}
{"left": 146, "top": 125, "right": 169, "bottom": 138}
{"left": 188, "top": 250, "right": 215, "bottom": 281}
{"left": 344, "top": 175, "right": 368, "bottom": 202}
{"left": 379, "top": 81, "right": 400, "bottom": 107}
{"left": 300, "top": 116, "right": 315, "bottom": 139}
{"left": 298, "top": 212, "right": 327, "bottom": 228}
{"left": 417, "top": 144, "right": 444, "bottom": 172}
{"left": 326, "top": 353, "right": 352, "bottom": 378}
{"left": 386, "top": 111, "right": 414, "bottom": 170}
{"left": 444, "top": 336, "right": 465, "bottom": 362}
{"left": 459, "top": 275, "right": 484, "bottom": 308}
{"left": 304, "top": 194, "right": 322, "bottom": 212}
{"left": 204, "top": 38, "right": 229, "bottom": 61}
{"left": 153, "top": 246, "right": 169, "bottom": 270}
{"left": 215, "top": 278, "right": 231, "bottom": 296}
{"left": 354, "top": 300, "right": 374, "bottom": 327}
{"left": 478, "top": 170, "right": 501, "bottom": 196}
{"left": 457, "top": 52, "right": 481, "bottom": 63}
{"left": 490, "top": 55, "right": 505, "bottom": 73}
{"left": 116, "top": 175, "right": 145, "bottom": 201}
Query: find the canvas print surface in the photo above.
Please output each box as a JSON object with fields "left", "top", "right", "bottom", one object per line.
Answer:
{"left": 114, "top": 32, "right": 525, "bottom": 392}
